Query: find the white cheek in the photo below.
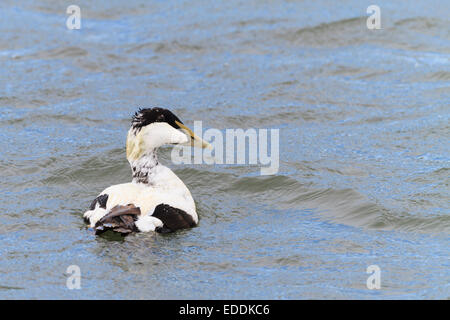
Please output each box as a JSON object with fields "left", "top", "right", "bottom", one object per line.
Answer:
{"left": 171, "top": 130, "right": 189, "bottom": 144}
{"left": 141, "top": 122, "right": 188, "bottom": 148}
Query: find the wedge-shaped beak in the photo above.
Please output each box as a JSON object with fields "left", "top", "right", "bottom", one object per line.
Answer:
{"left": 175, "top": 121, "right": 212, "bottom": 149}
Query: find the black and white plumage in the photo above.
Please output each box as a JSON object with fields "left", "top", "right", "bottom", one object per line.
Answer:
{"left": 83, "top": 107, "right": 210, "bottom": 235}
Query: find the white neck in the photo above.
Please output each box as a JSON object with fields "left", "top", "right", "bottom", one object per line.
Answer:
{"left": 130, "top": 149, "right": 159, "bottom": 185}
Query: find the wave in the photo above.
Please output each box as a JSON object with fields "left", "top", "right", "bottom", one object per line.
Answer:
{"left": 177, "top": 168, "right": 450, "bottom": 234}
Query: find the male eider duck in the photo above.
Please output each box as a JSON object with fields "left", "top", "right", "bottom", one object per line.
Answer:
{"left": 83, "top": 107, "right": 211, "bottom": 235}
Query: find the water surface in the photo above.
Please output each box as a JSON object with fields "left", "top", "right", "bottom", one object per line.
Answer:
{"left": 0, "top": 0, "right": 449, "bottom": 299}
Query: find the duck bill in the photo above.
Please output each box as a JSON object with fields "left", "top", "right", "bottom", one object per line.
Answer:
{"left": 175, "top": 121, "right": 212, "bottom": 149}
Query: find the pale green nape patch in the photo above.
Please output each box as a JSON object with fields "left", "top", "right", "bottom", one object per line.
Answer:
{"left": 126, "top": 128, "right": 146, "bottom": 161}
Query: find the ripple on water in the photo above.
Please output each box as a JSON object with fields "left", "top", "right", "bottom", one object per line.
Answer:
{"left": 0, "top": 0, "right": 448, "bottom": 299}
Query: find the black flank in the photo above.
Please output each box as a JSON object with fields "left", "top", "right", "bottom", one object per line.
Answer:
{"left": 85, "top": 194, "right": 109, "bottom": 223}
{"left": 89, "top": 194, "right": 109, "bottom": 211}
{"left": 152, "top": 204, "right": 196, "bottom": 233}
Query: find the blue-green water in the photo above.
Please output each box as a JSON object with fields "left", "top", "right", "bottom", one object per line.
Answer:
{"left": 0, "top": 0, "right": 449, "bottom": 299}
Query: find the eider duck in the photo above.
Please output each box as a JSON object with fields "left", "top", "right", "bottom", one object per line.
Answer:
{"left": 83, "top": 107, "right": 211, "bottom": 235}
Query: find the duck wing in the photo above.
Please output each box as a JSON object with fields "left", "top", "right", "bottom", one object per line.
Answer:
{"left": 94, "top": 204, "right": 141, "bottom": 235}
